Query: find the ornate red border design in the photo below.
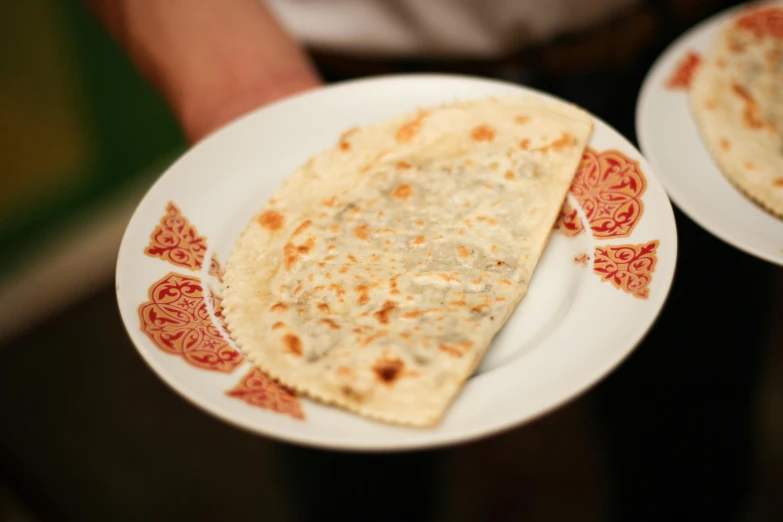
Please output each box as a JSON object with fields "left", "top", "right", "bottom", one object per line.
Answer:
{"left": 138, "top": 272, "right": 243, "bottom": 373}
{"left": 560, "top": 148, "right": 647, "bottom": 238}
{"left": 593, "top": 241, "right": 659, "bottom": 299}
{"left": 666, "top": 51, "right": 702, "bottom": 90}
{"left": 226, "top": 368, "right": 304, "bottom": 420}
{"left": 145, "top": 202, "right": 210, "bottom": 271}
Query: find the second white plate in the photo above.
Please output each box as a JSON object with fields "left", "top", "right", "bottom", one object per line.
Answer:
{"left": 637, "top": 1, "right": 783, "bottom": 265}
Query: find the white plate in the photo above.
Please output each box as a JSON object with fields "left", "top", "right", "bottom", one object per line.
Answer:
{"left": 637, "top": 1, "right": 783, "bottom": 266}
{"left": 116, "top": 74, "right": 677, "bottom": 451}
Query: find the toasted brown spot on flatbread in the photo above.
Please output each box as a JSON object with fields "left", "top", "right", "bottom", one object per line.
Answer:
{"left": 361, "top": 332, "right": 387, "bottom": 347}
{"left": 320, "top": 318, "right": 340, "bottom": 330}
{"left": 284, "top": 238, "right": 315, "bottom": 269}
{"left": 317, "top": 302, "right": 330, "bottom": 312}
{"left": 745, "top": 161, "right": 756, "bottom": 170}
{"left": 390, "top": 276, "right": 401, "bottom": 295}
{"left": 258, "top": 210, "right": 284, "bottom": 231}
{"left": 438, "top": 344, "right": 463, "bottom": 358}
{"left": 292, "top": 219, "right": 312, "bottom": 237}
{"left": 299, "top": 238, "right": 314, "bottom": 253}
{"left": 774, "top": 179, "right": 783, "bottom": 187}
{"left": 734, "top": 6, "right": 783, "bottom": 39}
{"left": 731, "top": 82, "right": 767, "bottom": 129}
{"left": 354, "top": 224, "right": 370, "bottom": 240}
{"left": 456, "top": 246, "right": 471, "bottom": 258}
{"left": 373, "top": 300, "right": 398, "bottom": 324}
{"left": 720, "top": 138, "right": 731, "bottom": 151}
{"left": 270, "top": 302, "right": 288, "bottom": 312}
{"left": 396, "top": 111, "right": 428, "bottom": 143}
{"left": 283, "top": 334, "right": 302, "bottom": 356}
{"left": 504, "top": 170, "right": 515, "bottom": 180}
{"left": 540, "top": 132, "right": 574, "bottom": 152}
{"left": 392, "top": 184, "right": 413, "bottom": 200}
{"left": 450, "top": 300, "right": 467, "bottom": 306}
{"left": 519, "top": 139, "right": 530, "bottom": 150}
{"left": 470, "top": 124, "right": 495, "bottom": 142}
{"left": 373, "top": 357, "right": 405, "bottom": 385}
{"left": 515, "top": 115, "right": 530, "bottom": 124}
{"left": 373, "top": 358, "right": 405, "bottom": 386}
{"left": 323, "top": 196, "right": 339, "bottom": 207}
{"left": 728, "top": 37, "right": 745, "bottom": 54}
{"left": 339, "top": 127, "right": 358, "bottom": 151}
{"left": 413, "top": 235, "right": 426, "bottom": 245}
{"left": 272, "top": 321, "right": 285, "bottom": 330}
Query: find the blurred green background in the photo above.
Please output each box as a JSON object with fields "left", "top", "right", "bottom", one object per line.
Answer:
{"left": 0, "top": 0, "right": 184, "bottom": 279}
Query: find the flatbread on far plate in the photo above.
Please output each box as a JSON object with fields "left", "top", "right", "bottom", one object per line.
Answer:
{"left": 222, "top": 96, "right": 593, "bottom": 427}
{"left": 689, "top": 3, "right": 783, "bottom": 217}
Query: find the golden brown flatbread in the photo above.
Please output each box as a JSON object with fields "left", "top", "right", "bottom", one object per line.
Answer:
{"left": 690, "top": 3, "right": 783, "bottom": 216}
{"left": 222, "top": 96, "right": 593, "bottom": 426}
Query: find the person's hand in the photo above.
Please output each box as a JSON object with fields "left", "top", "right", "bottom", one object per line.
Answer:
{"left": 84, "top": 0, "right": 322, "bottom": 143}
{"left": 181, "top": 66, "right": 322, "bottom": 144}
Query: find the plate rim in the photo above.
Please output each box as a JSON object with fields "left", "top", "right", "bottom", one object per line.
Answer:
{"left": 116, "top": 73, "right": 678, "bottom": 451}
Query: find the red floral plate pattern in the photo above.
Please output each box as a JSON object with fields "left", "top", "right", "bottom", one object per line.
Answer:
{"left": 117, "top": 75, "right": 677, "bottom": 451}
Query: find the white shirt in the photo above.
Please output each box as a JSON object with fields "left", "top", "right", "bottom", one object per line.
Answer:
{"left": 267, "top": 0, "right": 642, "bottom": 58}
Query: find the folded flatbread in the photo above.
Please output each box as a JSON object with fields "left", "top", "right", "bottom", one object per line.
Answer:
{"left": 222, "top": 96, "right": 593, "bottom": 426}
{"left": 690, "top": 3, "right": 783, "bottom": 216}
